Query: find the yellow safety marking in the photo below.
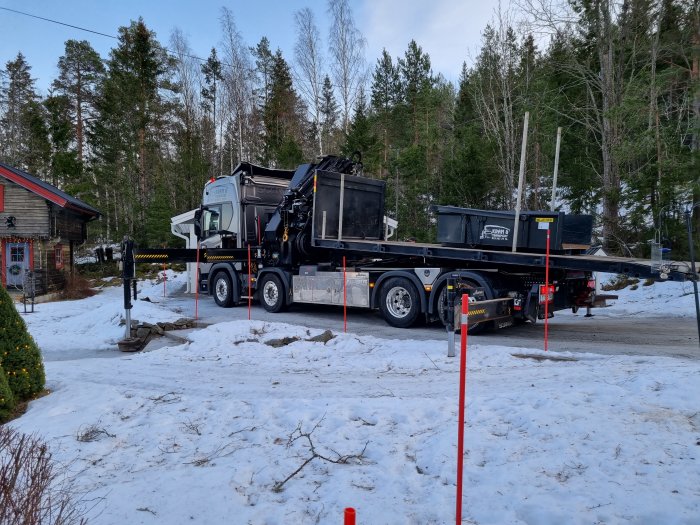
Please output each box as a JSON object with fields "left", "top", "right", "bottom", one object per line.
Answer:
{"left": 313, "top": 174, "right": 317, "bottom": 193}
{"left": 535, "top": 217, "right": 554, "bottom": 222}
{"left": 135, "top": 254, "right": 168, "bottom": 259}
{"left": 467, "top": 308, "right": 487, "bottom": 316}
{"left": 206, "top": 256, "right": 239, "bottom": 261}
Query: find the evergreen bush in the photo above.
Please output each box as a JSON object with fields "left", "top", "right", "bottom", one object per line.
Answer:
{"left": 0, "top": 285, "right": 45, "bottom": 401}
{"left": 0, "top": 363, "right": 15, "bottom": 422}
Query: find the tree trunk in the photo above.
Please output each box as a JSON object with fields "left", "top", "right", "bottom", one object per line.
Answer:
{"left": 598, "top": 0, "right": 620, "bottom": 252}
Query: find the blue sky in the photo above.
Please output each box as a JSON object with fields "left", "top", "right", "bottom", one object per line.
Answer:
{"left": 0, "top": 0, "right": 497, "bottom": 94}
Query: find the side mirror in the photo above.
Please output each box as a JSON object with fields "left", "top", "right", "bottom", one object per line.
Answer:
{"left": 193, "top": 209, "right": 203, "bottom": 240}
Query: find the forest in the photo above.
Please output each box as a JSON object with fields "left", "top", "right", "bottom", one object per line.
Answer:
{"left": 0, "top": 0, "right": 698, "bottom": 257}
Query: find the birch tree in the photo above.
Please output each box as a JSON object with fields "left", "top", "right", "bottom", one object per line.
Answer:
{"left": 294, "top": 7, "right": 324, "bottom": 154}
{"left": 220, "top": 6, "right": 255, "bottom": 167}
{"left": 327, "top": 0, "right": 366, "bottom": 135}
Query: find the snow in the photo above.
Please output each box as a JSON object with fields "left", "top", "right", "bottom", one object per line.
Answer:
{"left": 7, "top": 272, "right": 700, "bottom": 524}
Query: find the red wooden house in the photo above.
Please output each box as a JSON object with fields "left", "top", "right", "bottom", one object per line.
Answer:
{"left": 0, "top": 163, "right": 100, "bottom": 292}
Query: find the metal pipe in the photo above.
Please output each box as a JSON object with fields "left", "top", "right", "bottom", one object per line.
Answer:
{"left": 685, "top": 208, "right": 700, "bottom": 347}
{"left": 550, "top": 127, "right": 562, "bottom": 211}
{"left": 512, "top": 112, "right": 530, "bottom": 252}
{"left": 338, "top": 172, "right": 346, "bottom": 241}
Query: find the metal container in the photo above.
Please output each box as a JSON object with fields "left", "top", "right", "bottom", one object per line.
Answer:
{"left": 433, "top": 206, "right": 592, "bottom": 253}
{"left": 313, "top": 171, "right": 386, "bottom": 241}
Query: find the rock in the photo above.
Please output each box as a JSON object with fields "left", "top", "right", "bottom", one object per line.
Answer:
{"left": 136, "top": 326, "right": 152, "bottom": 339}
{"left": 307, "top": 330, "right": 335, "bottom": 344}
{"left": 174, "top": 318, "right": 195, "bottom": 329}
{"left": 118, "top": 337, "right": 144, "bottom": 352}
{"left": 265, "top": 336, "right": 300, "bottom": 348}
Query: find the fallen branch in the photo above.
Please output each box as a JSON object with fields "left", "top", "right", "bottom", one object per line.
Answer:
{"left": 272, "top": 416, "right": 368, "bottom": 492}
{"left": 76, "top": 425, "right": 116, "bottom": 442}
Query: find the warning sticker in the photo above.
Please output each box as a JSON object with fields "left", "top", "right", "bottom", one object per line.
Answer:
{"left": 535, "top": 217, "right": 554, "bottom": 222}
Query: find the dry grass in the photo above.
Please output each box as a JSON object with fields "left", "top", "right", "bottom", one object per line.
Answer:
{"left": 0, "top": 426, "right": 89, "bottom": 524}
{"left": 59, "top": 275, "right": 97, "bottom": 301}
{"left": 1, "top": 389, "right": 51, "bottom": 424}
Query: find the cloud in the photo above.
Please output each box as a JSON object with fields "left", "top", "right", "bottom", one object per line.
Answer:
{"left": 360, "top": 0, "right": 497, "bottom": 83}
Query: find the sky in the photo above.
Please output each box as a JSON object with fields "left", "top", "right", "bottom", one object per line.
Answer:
{"left": 0, "top": 0, "right": 499, "bottom": 95}
{"left": 8, "top": 272, "right": 700, "bottom": 523}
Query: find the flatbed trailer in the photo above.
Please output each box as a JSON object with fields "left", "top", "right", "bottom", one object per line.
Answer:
{"left": 132, "top": 155, "right": 697, "bottom": 332}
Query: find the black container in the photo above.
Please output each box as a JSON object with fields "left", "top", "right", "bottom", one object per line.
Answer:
{"left": 433, "top": 205, "right": 592, "bottom": 253}
{"left": 313, "top": 170, "right": 386, "bottom": 240}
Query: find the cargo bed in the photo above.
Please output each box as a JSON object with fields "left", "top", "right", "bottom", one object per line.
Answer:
{"left": 311, "top": 238, "right": 696, "bottom": 282}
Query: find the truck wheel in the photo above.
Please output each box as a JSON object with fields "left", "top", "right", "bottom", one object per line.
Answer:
{"left": 436, "top": 284, "right": 487, "bottom": 335}
{"left": 379, "top": 277, "right": 421, "bottom": 328}
{"left": 213, "top": 272, "right": 234, "bottom": 307}
{"left": 259, "top": 273, "right": 286, "bottom": 313}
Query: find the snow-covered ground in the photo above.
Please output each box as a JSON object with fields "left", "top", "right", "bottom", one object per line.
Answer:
{"left": 8, "top": 272, "right": 700, "bottom": 524}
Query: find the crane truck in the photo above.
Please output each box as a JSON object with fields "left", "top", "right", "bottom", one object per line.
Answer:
{"left": 133, "top": 155, "right": 696, "bottom": 332}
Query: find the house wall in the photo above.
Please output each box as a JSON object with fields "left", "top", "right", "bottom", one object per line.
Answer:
{"left": 0, "top": 180, "right": 50, "bottom": 237}
{"left": 1, "top": 179, "right": 90, "bottom": 292}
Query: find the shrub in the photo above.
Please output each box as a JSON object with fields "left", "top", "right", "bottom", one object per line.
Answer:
{"left": 601, "top": 275, "right": 640, "bottom": 291}
{"left": 0, "top": 426, "right": 88, "bottom": 524}
{"left": 0, "top": 284, "right": 45, "bottom": 400}
{"left": 59, "top": 274, "right": 97, "bottom": 301}
{"left": 0, "top": 363, "right": 16, "bottom": 422}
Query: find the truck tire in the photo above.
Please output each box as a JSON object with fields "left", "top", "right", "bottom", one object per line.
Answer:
{"left": 436, "top": 283, "right": 487, "bottom": 335}
{"left": 213, "top": 272, "right": 234, "bottom": 307}
{"left": 379, "top": 277, "right": 421, "bottom": 328}
{"left": 259, "top": 273, "right": 286, "bottom": 313}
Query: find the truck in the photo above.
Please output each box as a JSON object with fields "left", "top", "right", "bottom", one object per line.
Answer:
{"left": 134, "top": 155, "right": 696, "bottom": 332}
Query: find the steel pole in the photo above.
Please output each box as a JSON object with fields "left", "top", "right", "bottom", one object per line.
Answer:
{"left": 512, "top": 112, "right": 530, "bottom": 252}
{"left": 550, "top": 127, "right": 562, "bottom": 211}
{"left": 685, "top": 209, "right": 700, "bottom": 347}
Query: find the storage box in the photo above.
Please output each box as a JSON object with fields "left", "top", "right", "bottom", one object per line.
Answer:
{"left": 433, "top": 206, "right": 592, "bottom": 253}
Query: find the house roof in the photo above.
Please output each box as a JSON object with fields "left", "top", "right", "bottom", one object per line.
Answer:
{"left": 0, "top": 162, "right": 101, "bottom": 219}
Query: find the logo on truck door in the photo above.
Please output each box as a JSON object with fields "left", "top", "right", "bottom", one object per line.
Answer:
{"left": 480, "top": 225, "right": 510, "bottom": 241}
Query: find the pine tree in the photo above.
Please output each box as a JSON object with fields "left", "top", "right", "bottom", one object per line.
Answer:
{"left": 342, "top": 87, "right": 374, "bottom": 159}
{"left": 261, "top": 50, "right": 304, "bottom": 168}
{"left": 93, "top": 18, "right": 174, "bottom": 242}
{"left": 320, "top": 75, "right": 340, "bottom": 154}
{"left": 444, "top": 63, "right": 493, "bottom": 208}
{"left": 0, "top": 53, "right": 49, "bottom": 175}
{"left": 201, "top": 48, "right": 223, "bottom": 177}
{"left": 251, "top": 37, "right": 275, "bottom": 110}
{"left": 371, "top": 49, "right": 401, "bottom": 178}
{"left": 52, "top": 40, "right": 105, "bottom": 165}
{"left": 0, "top": 284, "right": 45, "bottom": 402}
{"left": 44, "top": 93, "right": 81, "bottom": 190}
{"left": 398, "top": 40, "right": 433, "bottom": 145}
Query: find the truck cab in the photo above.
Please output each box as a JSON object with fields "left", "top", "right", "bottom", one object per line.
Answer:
{"left": 197, "top": 163, "right": 294, "bottom": 304}
{"left": 200, "top": 163, "right": 294, "bottom": 248}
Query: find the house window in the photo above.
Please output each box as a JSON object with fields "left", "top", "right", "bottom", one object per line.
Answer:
{"left": 10, "top": 247, "right": 24, "bottom": 263}
{"left": 54, "top": 244, "right": 64, "bottom": 270}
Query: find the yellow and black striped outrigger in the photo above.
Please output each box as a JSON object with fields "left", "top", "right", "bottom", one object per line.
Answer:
{"left": 133, "top": 248, "right": 249, "bottom": 264}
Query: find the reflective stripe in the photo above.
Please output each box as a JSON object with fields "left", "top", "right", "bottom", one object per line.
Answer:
{"left": 460, "top": 313, "right": 469, "bottom": 324}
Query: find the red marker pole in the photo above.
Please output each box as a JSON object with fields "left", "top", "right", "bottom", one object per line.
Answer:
{"left": 343, "top": 256, "right": 347, "bottom": 333}
{"left": 194, "top": 242, "right": 200, "bottom": 321}
{"left": 248, "top": 244, "right": 252, "bottom": 320}
{"left": 544, "top": 228, "right": 550, "bottom": 352}
{"left": 456, "top": 293, "right": 469, "bottom": 525}
{"left": 344, "top": 507, "right": 356, "bottom": 525}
